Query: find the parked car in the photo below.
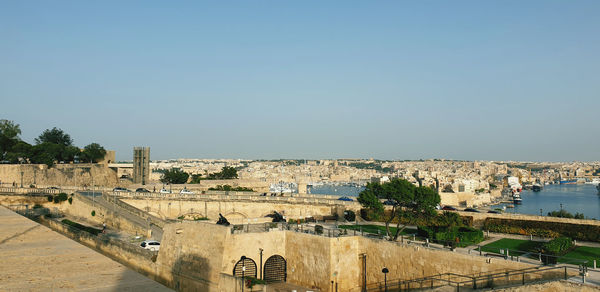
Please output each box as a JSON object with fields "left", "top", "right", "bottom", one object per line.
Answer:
{"left": 135, "top": 188, "right": 150, "bottom": 193}
{"left": 47, "top": 186, "right": 60, "bottom": 190}
{"left": 464, "top": 208, "right": 480, "bottom": 213}
{"left": 113, "top": 187, "right": 130, "bottom": 192}
{"left": 383, "top": 200, "right": 397, "bottom": 206}
{"left": 487, "top": 210, "right": 501, "bottom": 214}
{"left": 180, "top": 188, "right": 194, "bottom": 195}
{"left": 441, "top": 206, "right": 457, "bottom": 211}
{"left": 337, "top": 196, "right": 354, "bottom": 201}
{"left": 159, "top": 188, "right": 171, "bottom": 194}
{"left": 140, "top": 240, "right": 160, "bottom": 251}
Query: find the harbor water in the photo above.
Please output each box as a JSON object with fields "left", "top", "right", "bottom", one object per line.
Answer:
{"left": 493, "top": 184, "right": 600, "bottom": 220}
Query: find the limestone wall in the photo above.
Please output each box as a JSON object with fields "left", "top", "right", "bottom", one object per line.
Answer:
{"left": 37, "top": 216, "right": 160, "bottom": 282}
{"left": 0, "top": 164, "right": 118, "bottom": 187}
{"left": 120, "top": 197, "right": 342, "bottom": 223}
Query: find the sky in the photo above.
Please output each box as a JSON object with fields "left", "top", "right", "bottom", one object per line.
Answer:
{"left": 1, "top": 1, "right": 599, "bottom": 162}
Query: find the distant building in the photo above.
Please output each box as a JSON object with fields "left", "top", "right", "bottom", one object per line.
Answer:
{"left": 133, "top": 147, "right": 150, "bottom": 185}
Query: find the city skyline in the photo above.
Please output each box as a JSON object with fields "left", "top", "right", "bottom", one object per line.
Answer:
{"left": 2, "top": 1, "right": 599, "bottom": 161}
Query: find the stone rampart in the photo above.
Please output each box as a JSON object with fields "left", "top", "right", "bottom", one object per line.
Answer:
{"left": 0, "top": 164, "right": 118, "bottom": 187}
{"left": 34, "top": 216, "right": 170, "bottom": 286}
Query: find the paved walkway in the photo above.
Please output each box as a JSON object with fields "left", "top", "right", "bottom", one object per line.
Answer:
{"left": 0, "top": 205, "right": 171, "bottom": 291}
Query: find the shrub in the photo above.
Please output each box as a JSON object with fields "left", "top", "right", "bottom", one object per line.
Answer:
{"left": 194, "top": 217, "right": 209, "bottom": 221}
{"left": 54, "top": 193, "right": 68, "bottom": 203}
{"left": 68, "top": 197, "right": 73, "bottom": 204}
{"left": 484, "top": 218, "right": 600, "bottom": 242}
{"left": 542, "top": 237, "right": 573, "bottom": 255}
{"left": 418, "top": 225, "right": 484, "bottom": 247}
{"left": 29, "top": 184, "right": 36, "bottom": 188}
{"left": 61, "top": 219, "right": 102, "bottom": 235}
{"left": 315, "top": 225, "right": 324, "bottom": 235}
{"left": 33, "top": 204, "right": 43, "bottom": 209}
{"left": 344, "top": 210, "right": 356, "bottom": 222}
{"left": 245, "top": 277, "right": 265, "bottom": 288}
{"left": 91, "top": 210, "right": 96, "bottom": 216}
{"left": 47, "top": 195, "right": 53, "bottom": 202}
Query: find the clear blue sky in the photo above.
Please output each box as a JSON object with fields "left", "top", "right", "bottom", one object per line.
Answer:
{"left": 1, "top": 1, "right": 599, "bottom": 161}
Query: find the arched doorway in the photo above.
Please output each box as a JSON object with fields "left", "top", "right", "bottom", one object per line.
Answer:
{"left": 233, "top": 257, "right": 257, "bottom": 278}
{"left": 263, "top": 255, "right": 286, "bottom": 283}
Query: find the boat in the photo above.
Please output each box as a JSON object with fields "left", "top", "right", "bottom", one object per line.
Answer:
{"left": 586, "top": 178, "right": 600, "bottom": 185}
{"left": 512, "top": 193, "right": 522, "bottom": 205}
{"left": 597, "top": 184, "right": 600, "bottom": 192}
{"left": 559, "top": 179, "right": 577, "bottom": 185}
{"left": 532, "top": 184, "right": 542, "bottom": 192}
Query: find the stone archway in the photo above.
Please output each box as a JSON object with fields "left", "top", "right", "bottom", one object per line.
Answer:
{"left": 263, "top": 255, "right": 286, "bottom": 283}
{"left": 233, "top": 257, "right": 257, "bottom": 278}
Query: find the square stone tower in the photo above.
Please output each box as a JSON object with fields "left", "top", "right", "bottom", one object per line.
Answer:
{"left": 133, "top": 147, "right": 150, "bottom": 185}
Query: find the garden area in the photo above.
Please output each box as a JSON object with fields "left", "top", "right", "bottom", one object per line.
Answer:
{"left": 338, "top": 224, "right": 418, "bottom": 236}
{"left": 480, "top": 237, "right": 600, "bottom": 267}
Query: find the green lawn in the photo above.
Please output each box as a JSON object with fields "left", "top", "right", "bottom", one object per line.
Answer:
{"left": 480, "top": 238, "right": 543, "bottom": 256}
{"left": 338, "top": 224, "right": 417, "bottom": 235}
{"left": 481, "top": 238, "right": 600, "bottom": 266}
{"left": 561, "top": 246, "right": 600, "bottom": 266}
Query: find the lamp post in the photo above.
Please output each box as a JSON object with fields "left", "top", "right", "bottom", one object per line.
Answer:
{"left": 240, "top": 256, "right": 247, "bottom": 292}
{"left": 20, "top": 171, "right": 24, "bottom": 188}
{"left": 382, "top": 267, "right": 389, "bottom": 292}
{"left": 540, "top": 208, "right": 543, "bottom": 216}
{"left": 259, "top": 248, "right": 264, "bottom": 280}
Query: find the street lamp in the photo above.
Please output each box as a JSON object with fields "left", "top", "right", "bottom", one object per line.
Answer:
{"left": 240, "top": 256, "right": 247, "bottom": 292}
{"left": 382, "top": 267, "right": 389, "bottom": 292}
{"left": 259, "top": 248, "right": 264, "bottom": 280}
{"left": 540, "top": 209, "right": 543, "bottom": 216}
{"left": 20, "top": 171, "right": 24, "bottom": 188}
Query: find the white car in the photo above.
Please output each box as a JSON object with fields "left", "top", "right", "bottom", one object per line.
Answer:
{"left": 140, "top": 240, "right": 160, "bottom": 251}
{"left": 180, "top": 189, "right": 194, "bottom": 195}
{"left": 159, "top": 188, "right": 171, "bottom": 194}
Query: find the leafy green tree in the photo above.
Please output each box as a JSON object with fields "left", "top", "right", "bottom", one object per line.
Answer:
{"left": 5, "top": 140, "right": 33, "bottom": 163}
{"left": 31, "top": 142, "right": 64, "bottom": 166}
{"left": 81, "top": 143, "right": 106, "bottom": 163}
{"left": 358, "top": 178, "right": 440, "bottom": 241}
{"left": 62, "top": 145, "right": 82, "bottom": 162}
{"left": 189, "top": 173, "right": 203, "bottom": 184}
{"left": 160, "top": 168, "right": 190, "bottom": 184}
{"left": 35, "top": 127, "right": 73, "bottom": 146}
{"left": 0, "top": 120, "right": 22, "bottom": 160}
{"left": 206, "top": 166, "right": 238, "bottom": 179}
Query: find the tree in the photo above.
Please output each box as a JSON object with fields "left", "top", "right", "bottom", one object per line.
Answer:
{"left": 81, "top": 143, "right": 106, "bottom": 163}
{"left": 358, "top": 178, "right": 440, "bottom": 241}
{"left": 5, "top": 140, "right": 33, "bottom": 163}
{"left": 35, "top": 127, "right": 73, "bottom": 146}
{"left": 0, "top": 120, "right": 22, "bottom": 160}
{"left": 160, "top": 168, "right": 189, "bottom": 184}
{"left": 31, "top": 142, "right": 63, "bottom": 166}
{"left": 206, "top": 166, "right": 238, "bottom": 179}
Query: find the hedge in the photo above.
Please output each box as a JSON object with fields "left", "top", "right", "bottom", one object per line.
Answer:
{"left": 418, "top": 226, "right": 484, "bottom": 247}
{"left": 483, "top": 218, "right": 600, "bottom": 242}
{"left": 61, "top": 219, "right": 103, "bottom": 236}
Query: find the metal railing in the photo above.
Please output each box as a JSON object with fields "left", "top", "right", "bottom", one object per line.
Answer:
{"left": 366, "top": 265, "right": 581, "bottom": 291}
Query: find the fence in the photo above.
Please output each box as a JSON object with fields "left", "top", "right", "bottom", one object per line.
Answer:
{"left": 111, "top": 191, "right": 357, "bottom": 206}
{"left": 366, "top": 265, "right": 581, "bottom": 291}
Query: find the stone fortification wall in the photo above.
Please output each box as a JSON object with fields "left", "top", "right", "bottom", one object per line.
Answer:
{"left": 156, "top": 222, "right": 230, "bottom": 291}
{"left": 37, "top": 216, "right": 160, "bottom": 282}
{"left": 440, "top": 191, "right": 495, "bottom": 207}
{"left": 0, "top": 164, "right": 118, "bottom": 187}
{"left": 154, "top": 222, "right": 547, "bottom": 292}
{"left": 120, "top": 197, "right": 344, "bottom": 223}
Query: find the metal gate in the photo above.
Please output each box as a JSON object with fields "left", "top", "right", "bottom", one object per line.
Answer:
{"left": 263, "top": 255, "right": 286, "bottom": 283}
{"left": 233, "top": 257, "right": 257, "bottom": 278}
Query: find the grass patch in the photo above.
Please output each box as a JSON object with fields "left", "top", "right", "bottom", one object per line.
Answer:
{"left": 61, "top": 219, "right": 103, "bottom": 236}
{"left": 339, "top": 224, "right": 417, "bottom": 235}
{"left": 561, "top": 246, "right": 600, "bottom": 266}
{"left": 481, "top": 238, "right": 543, "bottom": 256}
